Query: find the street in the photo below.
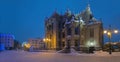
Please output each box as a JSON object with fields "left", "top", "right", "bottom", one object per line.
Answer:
{"left": 0, "top": 50, "right": 120, "bottom": 62}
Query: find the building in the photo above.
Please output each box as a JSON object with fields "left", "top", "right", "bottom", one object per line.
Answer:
{"left": 0, "top": 43, "right": 5, "bottom": 51}
{"left": 44, "top": 12, "right": 63, "bottom": 50}
{"left": 45, "top": 4, "right": 103, "bottom": 51}
{"left": 28, "top": 38, "right": 45, "bottom": 51}
{"left": 0, "top": 33, "right": 15, "bottom": 50}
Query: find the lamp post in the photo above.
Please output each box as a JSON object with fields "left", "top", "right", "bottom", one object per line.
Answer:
{"left": 104, "top": 25, "right": 118, "bottom": 54}
{"left": 108, "top": 25, "right": 112, "bottom": 54}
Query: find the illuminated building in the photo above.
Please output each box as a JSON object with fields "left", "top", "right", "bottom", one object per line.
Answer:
{"left": 0, "top": 33, "right": 15, "bottom": 50}
{"left": 45, "top": 4, "right": 103, "bottom": 51}
{"left": 28, "top": 38, "right": 45, "bottom": 51}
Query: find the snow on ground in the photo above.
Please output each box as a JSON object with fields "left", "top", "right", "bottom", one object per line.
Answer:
{"left": 0, "top": 50, "right": 120, "bottom": 62}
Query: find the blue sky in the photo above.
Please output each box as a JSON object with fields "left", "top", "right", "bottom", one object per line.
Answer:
{"left": 0, "top": 0, "right": 120, "bottom": 42}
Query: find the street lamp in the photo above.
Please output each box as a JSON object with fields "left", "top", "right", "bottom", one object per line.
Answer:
{"left": 25, "top": 43, "right": 31, "bottom": 48}
{"left": 104, "top": 30, "right": 107, "bottom": 34}
{"left": 114, "top": 30, "right": 118, "bottom": 33}
{"left": 104, "top": 25, "right": 119, "bottom": 54}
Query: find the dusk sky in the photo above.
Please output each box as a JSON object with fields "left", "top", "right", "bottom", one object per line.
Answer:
{"left": 0, "top": 0, "right": 120, "bottom": 43}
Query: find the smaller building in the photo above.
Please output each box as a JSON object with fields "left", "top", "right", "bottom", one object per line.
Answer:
{"left": 0, "top": 33, "right": 15, "bottom": 50}
{"left": 28, "top": 38, "right": 45, "bottom": 51}
{"left": 0, "top": 44, "right": 5, "bottom": 51}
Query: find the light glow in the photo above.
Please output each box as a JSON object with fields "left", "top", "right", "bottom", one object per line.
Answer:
{"left": 107, "top": 32, "right": 111, "bottom": 36}
{"left": 43, "top": 38, "right": 46, "bottom": 41}
{"left": 114, "top": 30, "right": 118, "bottom": 34}
{"left": 25, "top": 43, "right": 31, "bottom": 48}
{"left": 90, "top": 42, "right": 94, "bottom": 46}
{"left": 104, "top": 30, "right": 107, "bottom": 34}
{"left": 86, "top": 39, "right": 97, "bottom": 47}
{"left": 43, "top": 38, "right": 50, "bottom": 42}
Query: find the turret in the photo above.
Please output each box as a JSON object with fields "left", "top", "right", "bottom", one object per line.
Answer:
{"left": 80, "top": 4, "right": 93, "bottom": 24}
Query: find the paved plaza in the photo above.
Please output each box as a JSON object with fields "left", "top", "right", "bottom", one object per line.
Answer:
{"left": 0, "top": 50, "right": 120, "bottom": 62}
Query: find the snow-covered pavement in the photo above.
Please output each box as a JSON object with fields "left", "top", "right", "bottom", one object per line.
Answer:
{"left": 0, "top": 50, "right": 120, "bottom": 62}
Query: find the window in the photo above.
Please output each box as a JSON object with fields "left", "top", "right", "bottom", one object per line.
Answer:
{"left": 52, "top": 23, "right": 54, "bottom": 33}
{"left": 67, "top": 28, "right": 71, "bottom": 35}
{"left": 75, "top": 26, "right": 79, "bottom": 35}
{"left": 66, "top": 24, "right": 71, "bottom": 35}
{"left": 90, "top": 28, "right": 94, "bottom": 37}
{"left": 62, "top": 32, "right": 65, "bottom": 38}
{"left": 32, "top": 42, "right": 34, "bottom": 44}
{"left": 75, "top": 40, "right": 78, "bottom": 47}
{"left": 62, "top": 42, "right": 65, "bottom": 47}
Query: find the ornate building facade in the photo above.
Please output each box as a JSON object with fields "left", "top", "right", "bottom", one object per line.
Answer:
{"left": 44, "top": 5, "right": 103, "bottom": 51}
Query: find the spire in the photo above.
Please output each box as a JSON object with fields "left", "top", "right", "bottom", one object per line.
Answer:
{"left": 66, "top": 8, "right": 71, "bottom": 13}
{"left": 65, "top": 8, "right": 71, "bottom": 16}
{"left": 80, "top": 2, "right": 93, "bottom": 24}
{"left": 86, "top": 3, "right": 91, "bottom": 13}
{"left": 51, "top": 9, "right": 60, "bottom": 17}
